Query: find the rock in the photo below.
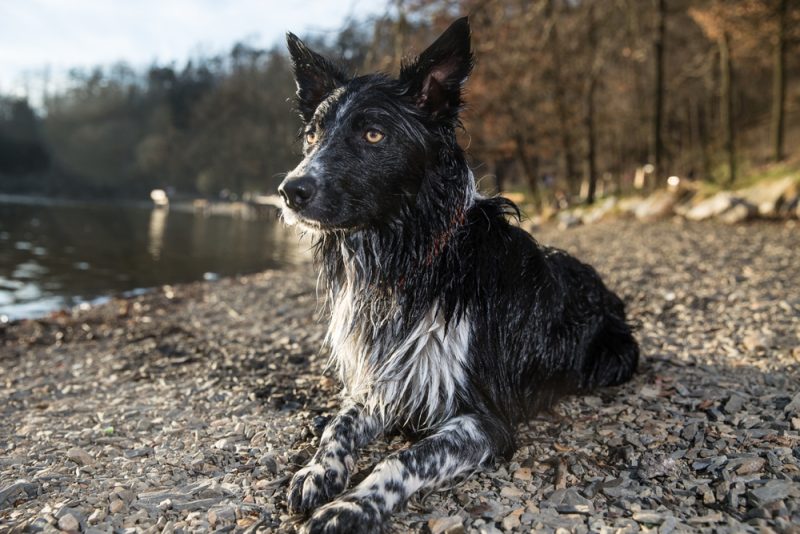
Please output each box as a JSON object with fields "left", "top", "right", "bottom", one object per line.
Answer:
{"left": 67, "top": 447, "right": 94, "bottom": 466}
{"left": 500, "top": 485, "right": 524, "bottom": 498}
{"left": 731, "top": 456, "right": 765, "bottom": 475}
{"left": 719, "top": 202, "right": 755, "bottom": 224}
{"left": 737, "top": 176, "right": 799, "bottom": 217}
{"left": 513, "top": 467, "right": 532, "bottom": 481}
{"left": 258, "top": 452, "right": 279, "bottom": 474}
{"left": 581, "top": 197, "right": 618, "bottom": 224}
{"left": 0, "top": 481, "right": 38, "bottom": 506}
{"left": 681, "top": 422, "right": 699, "bottom": 440}
{"left": 748, "top": 480, "right": 799, "bottom": 506}
{"left": 634, "top": 190, "right": 679, "bottom": 221}
{"left": 87, "top": 509, "right": 105, "bottom": 524}
{"left": 557, "top": 212, "right": 581, "bottom": 230}
{"left": 638, "top": 454, "right": 679, "bottom": 479}
{"left": 724, "top": 395, "right": 746, "bottom": 414}
{"left": 109, "top": 498, "right": 126, "bottom": 514}
{"left": 427, "top": 515, "right": 464, "bottom": 534}
{"left": 743, "top": 331, "right": 771, "bottom": 351}
{"left": 502, "top": 509, "right": 523, "bottom": 530}
{"left": 208, "top": 506, "right": 237, "bottom": 526}
{"left": 57, "top": 513, "right": 80, "bottom": 532}
{"left": 632, "top": 511, "right": 663, "bottom": 524}
{"left": 544, "top": 488, "right": 594, "bottom": 514}
{"left": 685, "top": 192, "right": 737, "bottom": 221}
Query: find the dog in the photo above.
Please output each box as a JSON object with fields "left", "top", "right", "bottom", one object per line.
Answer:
{"left": 277, "top": 17, "right": 639, "bottom": 533}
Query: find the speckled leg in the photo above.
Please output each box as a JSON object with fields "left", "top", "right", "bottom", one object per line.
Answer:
{"left": 301, "top": 415, "right": 497, "bottom": 534}
{"left": 288, "top": 402, "right": 382, "bottom": 515}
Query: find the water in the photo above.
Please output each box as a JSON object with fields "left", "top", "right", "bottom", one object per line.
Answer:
{"left": 0, "top": 198, "right": 309, "bottom": 320}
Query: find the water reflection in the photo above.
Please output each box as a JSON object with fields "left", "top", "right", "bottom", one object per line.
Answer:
{"left": 148, "top": 207, "right": 168, "bottom": 260}
{"left": 0, "top": 200, "right": 309, "bottom": 319}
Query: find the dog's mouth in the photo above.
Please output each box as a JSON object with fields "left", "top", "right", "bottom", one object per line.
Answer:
{"left": 280, "top": 205, "right": 359, "bottom": 234}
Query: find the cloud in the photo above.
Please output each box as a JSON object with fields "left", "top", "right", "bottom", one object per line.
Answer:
{"left": 0, "top": 0, "right": 383, "bottom": 94}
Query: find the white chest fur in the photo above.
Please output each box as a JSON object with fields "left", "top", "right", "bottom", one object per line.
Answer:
{"left": 326, "top": 288, "right": 472, "bottom": 430}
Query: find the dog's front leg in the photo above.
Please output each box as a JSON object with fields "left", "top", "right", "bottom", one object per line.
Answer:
{"left": 301, "top": 414, "right": 500, "bottom": 534}
{"left": 288, "top": 401, "right": 382, "bottom": 515}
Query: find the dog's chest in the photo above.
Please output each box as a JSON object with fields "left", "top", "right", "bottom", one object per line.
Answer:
{"left": 326, "top": 289, "right": 471, "bottom": 429}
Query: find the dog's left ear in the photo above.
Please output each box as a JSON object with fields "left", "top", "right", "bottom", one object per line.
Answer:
{"left": 286, "top": 33, "right": 348, "bottom": 122}
{"left": 400, "top": 17, "right": 473, "bottom": 119}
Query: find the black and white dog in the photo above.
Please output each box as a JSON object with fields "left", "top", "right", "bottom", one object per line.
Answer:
{"left": 278, "top": 17, "right": 638, "bottom": 534}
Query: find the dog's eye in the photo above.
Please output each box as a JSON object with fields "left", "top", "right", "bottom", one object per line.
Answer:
{"left": 305, "top": 131, "right": 318, "bottom": 145}
{"left": 364, "top": 129, "right": 385, "bottom": 144}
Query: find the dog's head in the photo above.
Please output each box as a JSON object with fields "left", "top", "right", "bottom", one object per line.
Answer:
{"left": 278, "top": 18, "right": 473, "bottom": 233}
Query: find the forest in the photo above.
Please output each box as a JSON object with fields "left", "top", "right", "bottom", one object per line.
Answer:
{"left": 0, "top": 0, "right": 798, "bottom": 207}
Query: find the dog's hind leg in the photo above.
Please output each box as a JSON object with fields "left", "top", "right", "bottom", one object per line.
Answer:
{"left": 288, "top": 402, "right": 383, "bottom": 515}
{"left": 581, "top": 320, "right": 639, "bottom": 390}
{"left": 301, "top": 414, "right": 506, "bottom": 534}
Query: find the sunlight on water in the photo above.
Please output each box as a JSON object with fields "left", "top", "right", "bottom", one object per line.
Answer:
{"left": 0, "top": 200, "right": 310, "bottom": 320}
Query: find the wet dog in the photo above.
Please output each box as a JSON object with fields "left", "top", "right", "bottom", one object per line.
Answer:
{"left": 278, "top": 17, "right": 638, "bottom": 533}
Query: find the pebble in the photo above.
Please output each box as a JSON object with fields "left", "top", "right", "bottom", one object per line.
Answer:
{"left": 57, "top": 513, "right": 79, "bottom": 532}
{"left": 66, "top": 447, "right": 94, "bottom": 466}
{"left": 109, "top": 499, "right": 126, "bottom": 514}
{"left": 749, "top": 480, "right": 799, "bottom": 506}
{"left": 724, "top": 395, "right": 746, "bottom": 414}
{"left": 500, "top": 486, "right": 523, "bottom": 498}
{"left": 428, "top": 516, "right": 464, "bottom": 534}
{"left": 513, "top": 467, "right": 532, "bottom": 481}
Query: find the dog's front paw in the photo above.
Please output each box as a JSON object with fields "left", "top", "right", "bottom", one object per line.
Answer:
{"left": 288, "top": 462, "right": 348, "bottom": 515}
{"left": 300, "top": 498, "right": 383, "bottom": 534}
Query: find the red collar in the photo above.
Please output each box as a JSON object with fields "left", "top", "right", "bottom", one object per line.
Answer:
{"left": 424, "top": 206, "right": 466, "bottom": 266}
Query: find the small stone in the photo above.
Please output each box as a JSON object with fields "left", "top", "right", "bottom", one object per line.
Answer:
{"left": 87, "top": 509, "right": 105, "bottom": 524}
{"left": 57, "top": 513, "right": 79, "bottom": 532}
{"left": 258, "top": 453, "right": 279, "bottom": 474}
{"left": 633, "top": 511, "right": 663, "bottom": 524}
{"left": 500, "top": 486, "right": 523, "bottom": 498}
{"left": 213, "top": 438, "right": 235, "bottom": 451}
{"left": 742, "top": 332, "right": 770, "bottom": 351}
{"left": 513, "top": 467, "right": 532, "bottom": 481}
{"left": 66, "top": 447, "right": 94, "bottom": 466}
{"left": 723, "top": 395, "right": 746, "bottom": 414}
{"left": 733, "top": 456, "right": 765, "bottom": 475}
{"left": 208, "top": 506, "right": 236, "bottom": 526}
{"left": 158, "top": 498, "right": 172, "bottom": 511}
{"left": 749, "top": 480, "right": 799, "bottom": 506}
{"left": 502, "top": 509, "right": 523, "bottom": 530}
{"left": 427, "top": 515, "right": 464, "bottom": 534}
{"left": 681, "top": 422, "right": 698, "bottom": 441}
{"left": 109, "top": 499, "right": 126, "bottom": 514}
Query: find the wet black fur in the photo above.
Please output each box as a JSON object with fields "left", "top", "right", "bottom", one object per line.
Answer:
{"left": 280, "top": 17, "right": 639, "bottom": 534}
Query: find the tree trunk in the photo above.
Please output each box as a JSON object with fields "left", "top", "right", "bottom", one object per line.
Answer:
{"left": 585, "top": 78, "right": 598, "bottom": 205}
{"left": 546, "top": 0, "right": 578, "bottom": 196}
{"left": 513, "top": 132, "right": 541, "bottom": 209}
{"left": 585, "top": 2, "right": 598, "bottom": 205}
{"left": 719, "top": 31, "right": 736, "bottom": 185}
{"left": 771, "top": 0, "right": 788, "bottom": 162}
{"left": 652, "top": 0, "right": 666, "bottom": 189}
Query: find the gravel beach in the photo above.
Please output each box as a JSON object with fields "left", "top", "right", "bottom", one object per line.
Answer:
{"left": 2, "top": 219, "right": 799, "bottom": 533}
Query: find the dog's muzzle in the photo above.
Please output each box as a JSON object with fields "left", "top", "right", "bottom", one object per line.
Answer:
{"left": 279, "top": 175, "right": 317, "bottom": 211}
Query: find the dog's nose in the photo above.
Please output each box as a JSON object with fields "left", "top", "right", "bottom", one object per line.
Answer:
{"left": 279, "top": 176, "right": 317, "bottom": 210}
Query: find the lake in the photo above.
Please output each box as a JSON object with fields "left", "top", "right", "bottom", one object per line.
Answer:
{"left": 0, "top": 198, "right": 309, "bottom": 320}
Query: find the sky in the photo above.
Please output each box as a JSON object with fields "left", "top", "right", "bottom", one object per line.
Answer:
{"left": 0, "top": 0, "right": 386, "bottom": 98}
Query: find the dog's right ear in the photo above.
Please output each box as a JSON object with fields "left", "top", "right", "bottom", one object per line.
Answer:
{"left": 400, "top": 17, "right": 473, "bottom": 121}
{"left": 286, "top": 33, "right": 347, "bottom": 122}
